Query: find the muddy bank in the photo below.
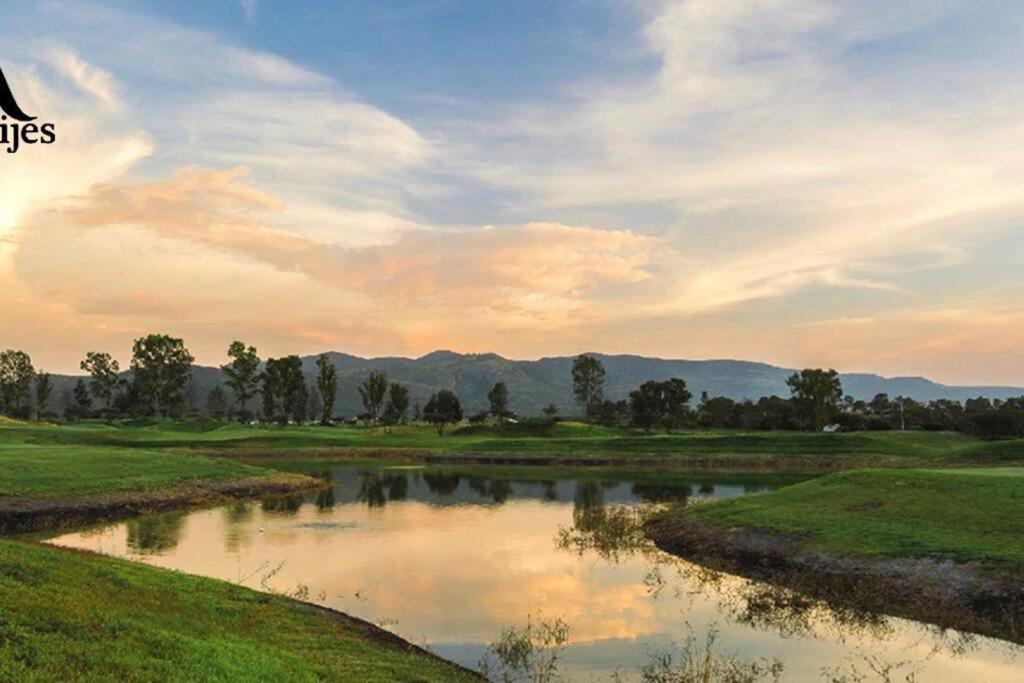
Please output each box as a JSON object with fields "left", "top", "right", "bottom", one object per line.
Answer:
{"left": 0, "top": 474, "right": 321, "bottom": 534}
{"left": 201, "top": 446, "right": 881, "bottom": 471}
{"left": 644, "top": 512, "right": 1024, "bottom": 644}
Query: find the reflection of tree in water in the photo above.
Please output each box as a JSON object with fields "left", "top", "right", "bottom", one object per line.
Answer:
{"left": 314, "top": 487, "right": 335, "bottom": 510}
{"left": 553, "top": 500, "right": 993, "bottom": 675}
{"left": 732, "top": 582, "right": 894, "bottom": 641}
{"left": 223, "top": 502, "right": 252, "bottom": 553}
{"left": 467, "top": 476, "right": 514, "bottom": 504}
{"left": 572, "top": 481, "right": 606, "bottom": 532}
{"left": 261, "top": 494, "right": 304, "bottom": 516}
{"left": 356, "top": 471, "right": 410, "bottom": 507}
{"left": 126, "top": 512, "right": 186, "bottom": 555}
{"left": 422, "top": 471, "right": 461, "bottom": 497}
{"left": 631, "top": 482, "right": 692, "bottom": 504}
{"left": 559, "top": 493, "right": 656, "bottom": 563}
{"left": 224, "top": 501, "right": 252, "bottom": 525}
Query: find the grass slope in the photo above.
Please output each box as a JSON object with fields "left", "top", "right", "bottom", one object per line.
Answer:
{"left": 5, "top": 419, "right": 1023, "bottom": 467}
{"left": 0, "top": 540, "right": 477, "bottom": 681}
{"left": 685, "top": 468, "right": 1024, "bottom": 567}
{"left": 0, "top": 444, "right": 284, "bottom": 500}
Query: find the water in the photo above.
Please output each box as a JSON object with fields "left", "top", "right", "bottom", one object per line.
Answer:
{"left": 46, "top": 465, "right": 1023, "bottom": 681}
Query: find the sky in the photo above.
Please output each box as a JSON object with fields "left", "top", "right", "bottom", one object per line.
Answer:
{"left": 2, "top": 1, "right": 1024, "bottom": 383}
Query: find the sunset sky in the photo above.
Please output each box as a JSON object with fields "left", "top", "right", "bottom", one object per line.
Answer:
{"left": 3, "top": 1, "right": 1024, "bottom": 383}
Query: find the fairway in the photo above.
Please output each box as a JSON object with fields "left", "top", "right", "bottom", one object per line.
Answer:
{"left": 3, "top": 419, "right": 1021, "bottom": 469}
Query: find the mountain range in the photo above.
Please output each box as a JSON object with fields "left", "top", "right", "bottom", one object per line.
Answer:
{"left": 50, "top": 351, "right": 1024, "bottom": 417}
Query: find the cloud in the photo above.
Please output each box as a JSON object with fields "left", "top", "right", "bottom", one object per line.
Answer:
{"left": 44, "top": 47, "right": 120, "bottom": 108}
{"left": 8, "top": 163, "right": 668, "bottom": 366}
{"left": 58, "top": 166, "right": 662, "bottom": 318}
{"left": 239, "top": 0, "right": 258, "bottom": 24}
{"left": 447, "top": 0, "right": 1024, "bottom": 315}
{"left": 0, "top": 51, "right": 151, "bottom": 243}
{"left": 5, "top": 0, "right": 1024, "bottom": 384}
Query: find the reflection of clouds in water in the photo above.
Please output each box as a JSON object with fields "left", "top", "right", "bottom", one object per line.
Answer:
{"left": 43, "top": 468, "right": 1024, "bottom": 681}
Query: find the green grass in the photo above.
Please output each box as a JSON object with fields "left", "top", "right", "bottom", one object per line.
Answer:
{"left": 4, "top": 419, "right": 1022, "bottom": 467}
{"left": 686, "top": 468, "right": 1024, "bottom": 567}
{"left": 0, "top": 539, "right": 476, "bottom": 681}
{"left": 0, "top": 444, "right": 278, "bottom": 500}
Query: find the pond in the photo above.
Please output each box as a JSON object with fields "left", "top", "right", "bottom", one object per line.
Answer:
{"left": 46, "top": 464, "right": 1023, "bottom": 681}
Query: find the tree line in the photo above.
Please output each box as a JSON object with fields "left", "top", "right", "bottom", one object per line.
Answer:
{"left": 3, "top": 342, "right": 1024, "bottom": 439}
{"left": 568, "top": 354, "right": 1024, "bottom": 438}
{"left": 0, "top": 336, "right": 462, "bottom": 433}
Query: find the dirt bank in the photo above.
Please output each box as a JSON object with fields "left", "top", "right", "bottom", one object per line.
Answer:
{"left": 0, "top": 474, "right": 321, "bottom": 534}
{"left": 202, "top": 446, "right": 873, "bottom": 471}
{"left": 644, "top": 513, "right": 1024, "bottom": 644}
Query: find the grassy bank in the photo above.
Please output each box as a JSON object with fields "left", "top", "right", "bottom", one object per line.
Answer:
{"left": 4, "top": 419, "right": 1023, "bottom": 468}
{"left": 0, "top": 443, "right": 295, "bottom": 499}
{"left": 0, "top": 443, "right": 320, "bottom": 534}
{"left": 645, "top": 468, "right": 1024, "bottom": 642}
{"left": 0, "top": 438, "right": 478, "bottom": 680}
{"left": 0, "top": 539, "right": 478, "bottom": 681}
{"left": 666, "top": 468, "right": 1024, "bottom": 566}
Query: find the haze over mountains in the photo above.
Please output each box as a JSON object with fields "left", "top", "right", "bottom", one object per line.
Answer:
{"left": 54, "top": 351, "right": 1024, "bottom": 417}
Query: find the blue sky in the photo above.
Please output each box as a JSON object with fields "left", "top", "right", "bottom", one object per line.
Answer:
{"left": 2, "top": 1, "right": 1024, "bottom": 384}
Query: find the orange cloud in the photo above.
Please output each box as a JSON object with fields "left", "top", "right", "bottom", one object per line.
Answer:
{"left": 59, "top": 166, "right": 663, "bottom": 316}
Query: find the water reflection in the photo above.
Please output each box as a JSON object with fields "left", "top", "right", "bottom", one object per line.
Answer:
{"left": 45, "top": 465, "right": 1023, "bottom": 681}
{"left": 261, "top": 493, "right": 304, "bottom": 516}
{"left": 357, "top": 471, "right": 409, "bottom": 507}
{"left": 125, "top": 511, "right": 185, "bottom": 555}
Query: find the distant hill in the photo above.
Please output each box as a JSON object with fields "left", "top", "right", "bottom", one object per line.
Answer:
{"left": 46, "top": 351, "right": 1024, "bottom": 418}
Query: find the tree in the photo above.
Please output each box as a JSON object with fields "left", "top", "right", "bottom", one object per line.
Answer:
{"left": 542, "top": 403, "right": 559, "bottom": 418}
{"left": 786, "top": 369, "right": 843, "bottom": 431}
{"left": 71, "top": 378, "right": 92, "bottom": 420}
{"left": 698, "top": 392, "right": 738, "bottom": 429}
{"left": 113, "top": 380, "right": 145, "bottom": 418}
{"left": 80, "top": 351, "right": 121, "bottom": 411}
{"left": 35, "top": 370, "right": 53, "bottom": 420}
{"left": 261, "top": 358, "right": 282, "bottom": 422}
{"left": 592, "top": 399, "right": 630, "bottom": 427}
{"left": 206, "top": 385, "right": 228, "bottom": 419}
{"left": 262, "top": 356, "right": 306, "bottom": 424}
{"left": 487, "top": 381, "right": 511, "bottom": 422}
{"left": 0, "top": 349, "right": 34, "bottom": 418}
{"left": 383, "top": 382, "right": 410, "bottom": 425}
{"left": 424, "top": 390, "right": 463, "bottom": 434}
{"left": 222, "top": 341, "right": 260, "bottom": 422}
{"left": 130, "top": 334, "right": 194, "bottom": 417}
{"left": 358, "top": 370, "right": 388, "bottom": 423}
{"left": 315, "top": 353, "right": 338, "bottom": 424}
{"left": 279, "top": 356, "right": 307, "bottom": 423}
{"left": 307, "top": 390, "right": 323, "bottom": 425}
{"left": 571, "top": 354, "right": 606, "bottom": 420}
{"left": 629, "top": 378, "right": 692, "bottom": 431}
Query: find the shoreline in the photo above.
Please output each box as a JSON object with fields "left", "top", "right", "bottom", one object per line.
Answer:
{"left": 0, "top": 473, "right": 322, "bottom": 534}
{"left": 644, "top": 513, "right": 1024, "bottom": 645}
{"left": 0, "top": 471, "right": 482, "bottom": 680}
{"left": 200, "top": 445, "right": 997, "bottom": 472}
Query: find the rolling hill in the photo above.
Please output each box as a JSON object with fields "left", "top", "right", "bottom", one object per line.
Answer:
{"left": 45, "top": 351, "right": 1024, "bottom": 418}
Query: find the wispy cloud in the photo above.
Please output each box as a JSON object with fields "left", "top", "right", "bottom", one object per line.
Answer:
{"left": 239, "top": 0, "right": 258, "bottom": 24}
{"left": 4, "top": 0, "right": 1024, "bottom": 382}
